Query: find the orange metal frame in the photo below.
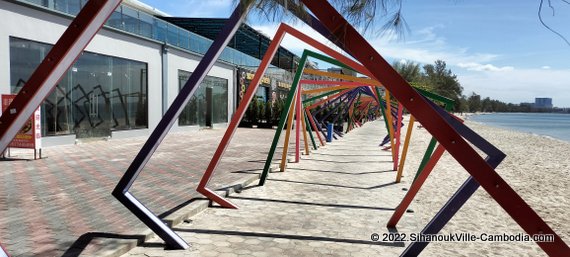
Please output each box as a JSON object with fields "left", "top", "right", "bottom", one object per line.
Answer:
{"left": 301, "top": 1, "right": 569, "bottom": 255}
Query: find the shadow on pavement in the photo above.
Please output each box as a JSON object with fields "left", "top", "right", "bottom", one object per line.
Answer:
{"left": 311, "top": 152, "right": 387, "bottom": 157}
{"left": 307, "top": 158, "right": 393, "bottom": 164}
{"left": 227, "top": 196, "right": 395, "bottom": 211}
{"left": 158, "top": 198, "right": 208, "bottom": 219}
{"left": 267, "top": 178, "right": 398, "bottom": 190}
{"left": 287, "top": 167, "right": 394, "bottom": 175}
{"left": 173, "top": 228, "right": 406, "bottom": 247}
{"left": 61, "top": 232, "right": 146, "bottom": 257}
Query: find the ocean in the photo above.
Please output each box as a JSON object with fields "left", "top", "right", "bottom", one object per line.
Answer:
{"left": 468, "top": 113, "right": 570, "bottom": 142}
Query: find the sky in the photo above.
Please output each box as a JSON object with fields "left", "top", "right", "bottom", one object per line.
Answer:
{"left": 139, "top": 0, "right": 570, "bottom": 107}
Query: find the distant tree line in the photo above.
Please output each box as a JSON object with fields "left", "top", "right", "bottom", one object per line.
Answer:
{"left": 392, "top": 60, "right": 544, "bottom": 113}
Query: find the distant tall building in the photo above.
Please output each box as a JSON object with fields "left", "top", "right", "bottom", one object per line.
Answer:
{"left": 534, "top": 98, "right": 553, "bottom": 109}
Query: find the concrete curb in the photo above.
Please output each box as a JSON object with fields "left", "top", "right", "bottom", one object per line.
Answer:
{"left": 88, "top": 171, "right": 265, "bottom": 257}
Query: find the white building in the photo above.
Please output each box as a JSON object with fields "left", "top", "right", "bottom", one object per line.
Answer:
{"left": 1, "top": 0, "right": 295, "bottom": 146}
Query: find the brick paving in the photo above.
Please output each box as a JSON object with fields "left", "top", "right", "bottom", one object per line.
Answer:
{"left": 1, "top": 126, "right": 292, "bottom": 257}
{"left": 123, "top": 121, "right": 420, "bottom": 257}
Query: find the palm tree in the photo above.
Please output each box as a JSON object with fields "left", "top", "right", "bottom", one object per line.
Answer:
{"left": 242, "top": 0, "right": 570, "bottom": 46}
{"left": 392, "top": 60, "right": 421, "bottom": 83}
{"left": 239, "top": 0, "right": 407, "bottom": 36}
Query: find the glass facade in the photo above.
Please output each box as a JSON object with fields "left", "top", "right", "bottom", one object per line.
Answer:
{"left": 9, "top": 37, "right": 148, "bottom": 138}
{"left": 178, "top": 70, "right": 228, "bottom": 127}
{"left": 17, "top": 0, "right": 279, "bottom": 70}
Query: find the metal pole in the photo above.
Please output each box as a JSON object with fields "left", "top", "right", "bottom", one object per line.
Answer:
{"left": 393, "top": 102, "right": 404, "bottom": 171}
{"left": 299, "top": 2, "right": 570, "bottom": 255}
{"left": 0, "top": 0, "right": 122, "bottom": 153}
{"left": 395, "top": 115, "right": 415, "bottom": 183}
{"left": 259, "top": 52, "right": 307, "bottom": 185}
{"left": 112, "top": 2, "right": 252, "bottom": 248}
{"left": 279, "top": 97, "right": 297, "bottom": 171}
{"left": 196, "top": 24, "right": 287, "bottom": 208}
{"left": 295, "top": 88, "right": 301, "bottom": 162}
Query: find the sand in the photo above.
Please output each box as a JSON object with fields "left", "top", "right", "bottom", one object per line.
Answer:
{"left": 398, "top": 115, "right": 570, "bottom": 256}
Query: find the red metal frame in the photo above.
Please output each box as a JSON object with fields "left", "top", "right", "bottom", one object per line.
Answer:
{"left": 388, "top": 144, "right": 445, "bottom": 227}
{"left": 196, "top": 26, "right": 286, "bottom": 208}
{"left": 306, "top": 108, "right": 325, "bottom": 146}
{"left": 302, "top": 1, "right": 570, "bottom": 255}
{"left": 196, "top": 23, "right": 390, "bottom": 208}
{"left": 0, "top": 0, "right": 122, "bottom": 153}
{"left": 389, "top": 115, "right": 464, "bottom": 227}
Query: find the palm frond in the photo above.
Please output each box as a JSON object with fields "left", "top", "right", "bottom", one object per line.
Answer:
{"left": 238, "top": 0, "right": 407, "bottom": 38}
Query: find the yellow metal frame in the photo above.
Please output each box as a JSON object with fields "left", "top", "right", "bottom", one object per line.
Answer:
{"left": 396, "top": 115, "right": 415, "bottom": 182}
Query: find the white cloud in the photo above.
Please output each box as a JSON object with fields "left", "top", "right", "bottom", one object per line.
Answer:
{"left": 251, "top": 22, "right": 350, "bottom": 61}
{"left": 459, "top": 68, "right": 570, "bottom": 107}
{"left": 457, "top": 62, "right": 514, "bottom": 72}
{"left": 251, "top": 20, "right": 569, "bottom": 106}
{"left": 367, "top": 25, "right": 506, "bottom": 70}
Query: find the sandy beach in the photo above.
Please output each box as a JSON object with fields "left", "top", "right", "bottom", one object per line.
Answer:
{"left": 401, "top": 115, "right": 570, "bottom": 256}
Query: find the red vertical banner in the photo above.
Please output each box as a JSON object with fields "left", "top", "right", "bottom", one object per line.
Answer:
{"left": 1, "top": 94, "right": 41, "bottom": 150}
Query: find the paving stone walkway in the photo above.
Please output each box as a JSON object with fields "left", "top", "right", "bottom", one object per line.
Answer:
{"left": 1, "top": 126, "right": 292, "bottom": 257}
{"left": 124, "top": 121, "right": 420, "bottom": 257}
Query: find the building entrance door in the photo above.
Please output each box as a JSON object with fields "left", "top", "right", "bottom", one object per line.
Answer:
{"left": 72, "top": 66, "right": 112, "bottom": 139}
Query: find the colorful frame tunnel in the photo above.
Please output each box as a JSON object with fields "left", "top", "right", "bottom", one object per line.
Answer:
{"left": 296, "top": 2, "right": 569, "bottom": 255}
{"left": 196, "top": 25, "right": 402, "bottom": 210}
{"left": 395, "top": 88, "right": 456, "bottom": 183}
{"left": 204, "top": 3, "right": 569, "bottom": 256}
{"left": 290, "top": 80, "right": 381, "bottom": 169}
{"left": 387, "top": 115, "right": 463, "bottom": 228}
{"left": 0, "top": 0, "right": 567, "bottom": 255}
{"left": 297, "top": 54, "right": 455, "bottom": 186}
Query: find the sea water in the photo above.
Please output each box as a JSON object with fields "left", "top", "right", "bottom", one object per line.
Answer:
{"left": 468, "top": 113, "right": 570, "bottom": 142}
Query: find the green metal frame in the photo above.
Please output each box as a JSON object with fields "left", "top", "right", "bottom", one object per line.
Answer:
{"left": 412, "top": 87, "right": 456, "bottom": 181}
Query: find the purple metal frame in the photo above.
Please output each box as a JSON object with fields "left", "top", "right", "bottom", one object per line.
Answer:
{"left": 3, "top": 0, "right": 564, "bottom": 254}
{"left": 111, "top": 3, "right": 251, "bottom": 249}
{"left": 299, "top": 1, "right": 570, "bottom": 256}
{"left": 400, "top": 99, "right": 503, "bottom": 255}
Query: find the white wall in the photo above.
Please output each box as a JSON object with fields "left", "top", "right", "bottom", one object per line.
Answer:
{"left": 0, "top": 1, "right": 237, "bottom": 145}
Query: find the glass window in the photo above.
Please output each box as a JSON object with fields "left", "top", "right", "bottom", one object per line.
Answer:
{"left": 122, "top": 6, "right": 140, "bottom": 35}
{"left": 178, "top": 71, "right": 198, "bottom": 126}
{"left": 18, "top": 1, "right": 287, "bottom": 78}
{"left": 210, "top": 76, "right": 229, "bottom": 124}
{"left": 155, "top": 19, "right": 168, "bottom": 42}
{"left": 139, "top": 11, "right": 154, "bottom": 38}
{"left": 9, "top": 37, "right": 148, "bottom": 138}
{"left": 179, "top": 30, "right": 190, "bottom": 50}
{"left": 178, "top": 70, "right": 228, "bottom": 126}
{"left": 54, "top": 0, "right": 81, "bottom": 15}
{"left": 23, "top": 0, "right": 46, "bottom": 7}
{"left": 106, "top": 7, "right": 123, "bottom": 30}
{"left": 167, "top": 24, "right": 179, "bottom": 46}
{"left": 189, "top": 33, "right": 212, "bottom": 55}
